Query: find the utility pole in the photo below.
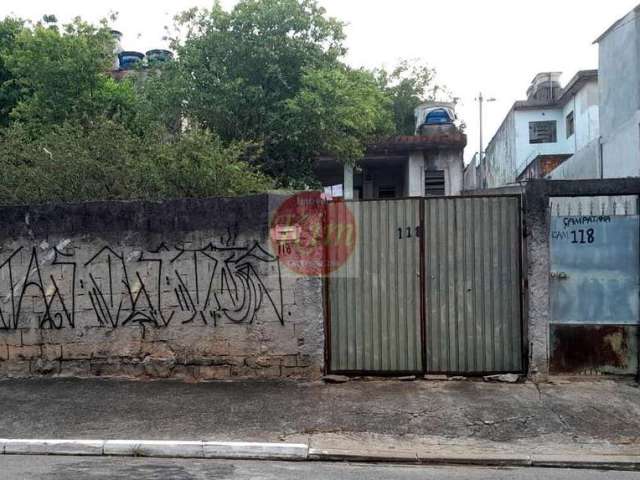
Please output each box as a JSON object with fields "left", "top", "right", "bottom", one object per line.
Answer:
{"left": 479, "top": 91, "right": 484, "bottom": 168}
{"left": 476, "top": 92, "right": 496, "bottom": 188}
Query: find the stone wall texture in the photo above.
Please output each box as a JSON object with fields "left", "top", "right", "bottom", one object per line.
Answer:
{"left": 0, "top": 194, "right": 325, "bottom": 381}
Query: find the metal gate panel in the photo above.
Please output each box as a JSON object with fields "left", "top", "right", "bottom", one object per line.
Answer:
{"left": 550, "top": 215, "right": 640, "bottom": 325}
{"left": 328, "top": 199, "right": 422, "bottom": 373}
{"left": 424, "top": 197, "right": 523, "bottom": 374}
{"left": 549, "top": 196, "right": 640, "bottom": 376}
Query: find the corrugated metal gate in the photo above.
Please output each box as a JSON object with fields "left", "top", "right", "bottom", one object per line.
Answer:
{"left": 326, "top": 196, "right": 524, "bottom": 375}
{"left": 326, "top": 199, "right": 423, "bottom": 373}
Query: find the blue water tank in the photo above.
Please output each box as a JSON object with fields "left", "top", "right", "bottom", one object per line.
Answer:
{"left": 118, "top": 51, "right": 145, "bottom": 70}
{"left": 146, "top": 49, "right": 174, "bottom": 65}
{"left": 425, "top": 108, "right": 453, "bottom": 125}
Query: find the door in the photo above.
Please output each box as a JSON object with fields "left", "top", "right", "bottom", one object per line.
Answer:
{"left": 327, "top": 199, "right": 423, "bottom": 374}
{"left": 549, "top": 196, "right": 640, "bottom": 375}
{"left": 424, "top": 197, "right": 524, "bottom": 374}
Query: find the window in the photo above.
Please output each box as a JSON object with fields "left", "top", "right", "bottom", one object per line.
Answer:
{"left": 529, "top": 120, "right": 557, "bottom": 144}
{"left": 425, "top": 170, "right": 445, "bottom": 196}
{"left": 566, "top": 111, "right": 575, "bottom": 138}
{"left": 378, "top": 185, "right": 396, "bottom": 199}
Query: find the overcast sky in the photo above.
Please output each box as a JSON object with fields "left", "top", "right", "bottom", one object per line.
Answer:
{"left": 2, "top": 0, "right": 638, "bottom": 164}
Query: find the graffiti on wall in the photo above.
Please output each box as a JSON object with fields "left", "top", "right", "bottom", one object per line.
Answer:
{"left": 0, "top": 240, "right": 284, "bottom": 331}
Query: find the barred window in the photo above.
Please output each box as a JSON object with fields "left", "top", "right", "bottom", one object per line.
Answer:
{"left": 529, "top": 120, "right": 557, "bottom": 144}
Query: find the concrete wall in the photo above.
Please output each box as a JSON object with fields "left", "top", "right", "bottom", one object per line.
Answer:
{"left": 484, "top": 110, "right": 517, "bottom": 188}
{"left": 523, "top": 179, "right": 640, "bottom": 379}
{"left": 561, "top": 80, "right": 599, "bottom": 153}
{"left": 404, "top": 152, "right": 425, "bottom": 197}
{"left": 602, "top": 111, "right": 640, "bottom": 178}
{"left": 599, "top": 9, "right": 640, "bottom": 142}
{"left": 0, "top": 195, "right": 324, "bottom": 381}
{"left": 599, "top": 9, "right": 640, "bottom": 178}
{"left": 547, "top": 138, "right": 601, "bottom": 180}
{"left": 425, "top": 150, "right": 464, "bottom": 196}
{"left": 462, "top": 158, "right": 478, "bottom": 191}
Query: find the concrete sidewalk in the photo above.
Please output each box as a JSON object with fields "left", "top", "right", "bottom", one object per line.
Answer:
{"left": 0, "top": 377, "right": 638, "bottom": 467}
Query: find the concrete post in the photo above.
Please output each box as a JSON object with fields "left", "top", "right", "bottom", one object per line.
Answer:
{"left": 405, "top": 152, "right": 425, "bottom": 197}
{"left": 343, "top": 164, "right": 354, "bottom": 200}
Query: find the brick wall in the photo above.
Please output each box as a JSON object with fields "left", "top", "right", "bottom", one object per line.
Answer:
{"left": 0, "top": 195, "right": 325, "bottom": 380}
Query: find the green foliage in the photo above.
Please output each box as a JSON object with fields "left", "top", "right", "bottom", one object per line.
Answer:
{"left": 3, "top": 17, "right": 136, "bottom": 134}
{"left": 376, "top": 60, "right": 452, "bottom": 135}
{"left": 171, "top": 0, "right": 379, "bottom": 185}
{"left": 0, "top": 1, "right": 453, "bottom": 203}
{"left": 0, "top": 120, "right": 273, "bottom": 205}
{"left": 0, "top": 17, "right": 25, "bottom": 127}
{"left": 132, "top": 62, "right": 185, "bottom": 135}
{"left": 285, "top": 67, "right": 393, "bottom": 165}
{"left": 172, "top": 0, "right": 345, "bottom": 143}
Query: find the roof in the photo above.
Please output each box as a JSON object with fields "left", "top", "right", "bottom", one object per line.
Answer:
{"left": 510, "top": 70, "right": 597, "bottom": 111}
{"left": 314, "top": 129, "right": 467, "bottom": 167}
{"left": 594, "top": 4, "right": 640, "bottom": 44}
{"left": 367, "top": 130, "right": 467, "bottom": 153}
{"left": 556, "top": 70, "right": 598, "bottom": 104}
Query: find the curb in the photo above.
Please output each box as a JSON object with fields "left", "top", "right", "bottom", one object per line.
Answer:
{"left": 1, "top": 439, "right": 639, "bottom": 471}
{"left": 308, "top": 448, "right": 640, "bottom": 471}
{"left": 0, "top": 439, "right": 309, "bottom": 461}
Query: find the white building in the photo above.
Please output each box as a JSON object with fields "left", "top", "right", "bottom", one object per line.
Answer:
{"left": 553, "top": 4, "right": 640, "bottom": 180}
{"left": 469, "top": 71, "right": 599, "bottom": 190}
{"left": 315, "top": 102, "right": 467, "bottom": 199}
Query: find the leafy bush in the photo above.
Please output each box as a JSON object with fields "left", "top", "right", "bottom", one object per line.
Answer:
{"left": 0, "top": 120, "right": 273, "bottom": 205}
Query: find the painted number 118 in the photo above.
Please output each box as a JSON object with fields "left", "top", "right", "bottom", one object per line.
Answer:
{"left": 571, "top": 229, "right": 595, "bottom": 244}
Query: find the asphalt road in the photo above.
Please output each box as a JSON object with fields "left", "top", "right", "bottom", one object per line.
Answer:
{"left": 0, "top": 457, "right": 637, "bottom": 480}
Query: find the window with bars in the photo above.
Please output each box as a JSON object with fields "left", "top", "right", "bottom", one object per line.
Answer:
{"left": 378, "top": 185, "right": 396, "bottom": 199}
{"left": 529, "top": 120, "right": 557, "bottom": 144}
{"left": 425, "top": 170, "right": 445, "bottom": 196}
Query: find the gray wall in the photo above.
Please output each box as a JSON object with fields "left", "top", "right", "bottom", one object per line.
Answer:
{"left": 523, "top": 179, "right": 640, "bottom": 379}
{"left": 547, "top": 138, "right": 601, "bottom": 180}
{"left": 483, "top": 110, "right": 517, "bottom": 188}
{"left": 599, "top": 8, "right": 640, "bottom": 177}
{"left": 425, "top": 150, "right": 464, "bottom": 196}
{"left": 0, "top": 195, "right": 324, "bottom": 380}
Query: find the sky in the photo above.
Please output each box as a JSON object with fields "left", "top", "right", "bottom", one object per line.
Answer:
{"left": 2, "top": 0, "right": 639, "bottom": 164}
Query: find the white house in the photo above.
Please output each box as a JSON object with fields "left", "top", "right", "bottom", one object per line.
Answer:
{"left": 315, "top": 102, "right": 467, "bottom": 199}
{"left": 470, "top": 70, "right": 599, "bottom": 190}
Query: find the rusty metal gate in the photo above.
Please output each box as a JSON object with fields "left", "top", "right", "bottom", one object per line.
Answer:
{"left": 549, "top": 196, "right": 640, "bottom": 375}
{"left": 326, "top": 195, "right": 524, "bottom": 375}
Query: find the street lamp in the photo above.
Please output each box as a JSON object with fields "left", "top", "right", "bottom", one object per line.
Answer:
{"left": 475, "top": 93, "right": 496, "bottom": 186}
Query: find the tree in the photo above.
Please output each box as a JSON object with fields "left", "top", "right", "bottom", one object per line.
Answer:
{"left": 2, "top": 16, "right": 136, "bottom": 134}
{"left": 376, "top": 60, "right": 452, "bottom": 135}
{"left": 0, "top": 17, "right": 25, "bottom": 127}
{"left": 171, "top": 0, "right": 392, "bottom": 185}
{"left": 285, "top": 66, "right": 393, "bottom": 167}
{"left": 172, "top": 0, "right": 345, "bottom": 140}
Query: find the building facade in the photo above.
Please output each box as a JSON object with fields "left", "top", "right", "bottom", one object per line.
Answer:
{"left": 593, "top": 4, "right": 640, "bottom": 178}
{"left": 471, "top": 71, "right": 599, "bottom": 190}
{"left": 547, "top": 4, "right": 640, "bottom": 181}
{"left": 316, "top": 103, "right": 467, "bottom": 199}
